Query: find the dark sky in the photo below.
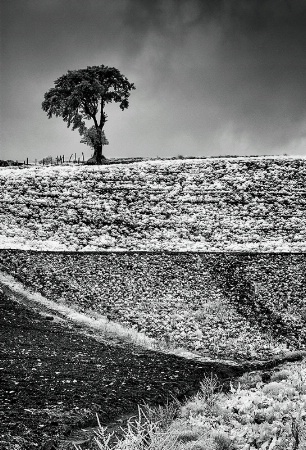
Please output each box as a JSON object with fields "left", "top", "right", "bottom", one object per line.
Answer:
{"left": 1, "top": 0, "right": 306, "bottom": 161}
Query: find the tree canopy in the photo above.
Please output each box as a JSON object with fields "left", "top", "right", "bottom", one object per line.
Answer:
{"left": 42, "top": 65, "right": 135, "bottom": 164}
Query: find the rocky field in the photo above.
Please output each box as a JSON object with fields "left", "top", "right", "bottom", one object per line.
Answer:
{"left": 0, "top": 156, "right": 305, "bottom": 252}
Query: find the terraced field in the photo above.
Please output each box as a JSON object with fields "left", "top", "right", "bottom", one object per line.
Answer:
{"left": 0, "top": 157, "right": 305, "bottom": 449}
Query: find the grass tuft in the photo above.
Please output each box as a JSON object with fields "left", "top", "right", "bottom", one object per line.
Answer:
{"left": 213, "top": 431, "right": 235, "bottom": 450}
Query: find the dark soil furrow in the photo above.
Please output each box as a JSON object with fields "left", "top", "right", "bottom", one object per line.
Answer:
{"left": 0, "top": 289, "right": 238, "bottom": 449}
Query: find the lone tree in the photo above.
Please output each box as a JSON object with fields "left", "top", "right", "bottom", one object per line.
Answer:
{"left": 42, "top": 65, "right": 135, "bottom": 164}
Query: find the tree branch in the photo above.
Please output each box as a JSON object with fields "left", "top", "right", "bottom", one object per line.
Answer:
{"left": 82, "top": 100, "right": 98, "bottom": 129}
{"left": 92, "top": 114, "right": 99, "bottom": 130}
{"left": 99, "top": 98, "right": 104, "bottom": 129}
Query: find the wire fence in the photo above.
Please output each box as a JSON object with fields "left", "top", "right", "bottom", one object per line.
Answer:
{"left": 3, "top": 153, "right": 88, "bottom": 167}
{"left": 1, "top": 155, "right": 151, "bottom": 168}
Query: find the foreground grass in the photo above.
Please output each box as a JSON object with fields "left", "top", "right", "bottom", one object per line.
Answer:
{"left": 75, "top": 360, "right": 306, "bottom": 450}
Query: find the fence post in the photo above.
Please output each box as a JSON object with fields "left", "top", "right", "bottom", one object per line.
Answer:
{"left": 63, "top": 155, "right": 64, "bottom": 163}
{"left": 82, "top": 152, "right": 84, "bottom": 162}
{"left": 26, "top": 158, "right": 28, "bottom": 165}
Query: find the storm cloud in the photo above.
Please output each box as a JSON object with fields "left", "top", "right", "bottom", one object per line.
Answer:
{"left": 1, "top": 0, "right": 306, "bottom": 160}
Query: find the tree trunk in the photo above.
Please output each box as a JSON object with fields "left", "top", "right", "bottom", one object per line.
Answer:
{"left": 86, "top": 123, "right": 108, "bottom": 165}
{"left": 86, "top": 142, "right": 107, "bottom": 165}
{"left": 92, "top": 142, "right": 103, "bottom": 164}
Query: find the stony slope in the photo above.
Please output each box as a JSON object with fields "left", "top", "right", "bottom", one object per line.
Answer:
{"left": 1, "top": 251, "right": 305, "bottom": 361}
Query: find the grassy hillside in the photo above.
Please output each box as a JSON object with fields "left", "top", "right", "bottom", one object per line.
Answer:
{"left": 0, "top": 156, "right": 305, "bottom": 251}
